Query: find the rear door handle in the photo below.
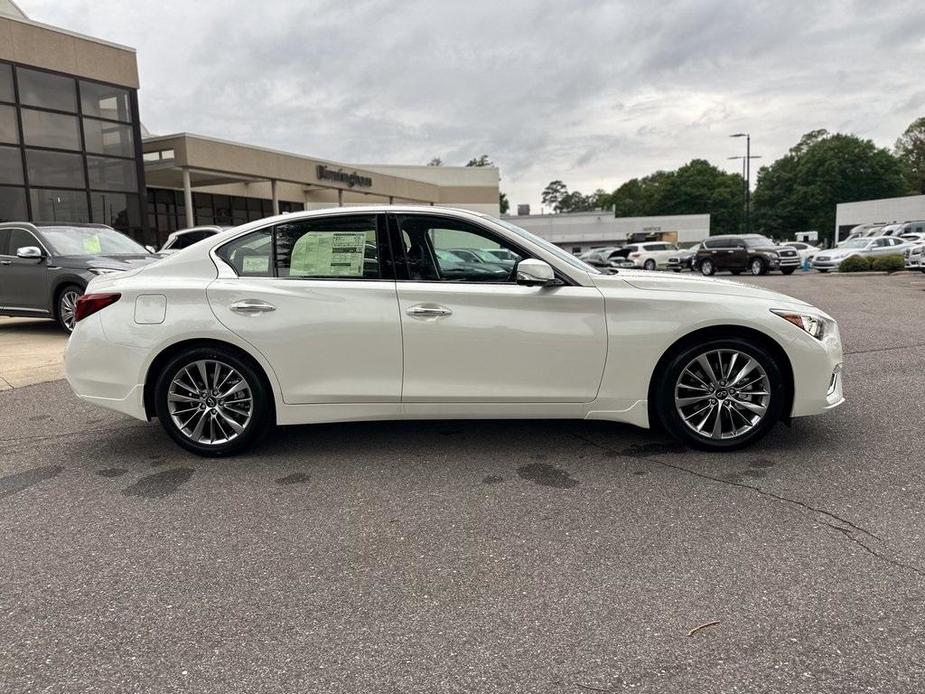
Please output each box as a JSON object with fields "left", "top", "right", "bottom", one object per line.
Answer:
{"left": 229, "top": 299, "right": 277, "bottom": 314}
{"left": 407, "top": 304, "right": 453, "bottom": 319}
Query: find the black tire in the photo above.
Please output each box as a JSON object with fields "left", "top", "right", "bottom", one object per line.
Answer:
{"left": 644, "top": 259, "right": 657, "bottom": 271}
{"left": 154, "top": 346, "right": 273, "bottom": 457}
{"left": 817, "top": 269, "right": 829, "bottom": 273}
{"left": 654, "top": 337, "right": 787, "bottom": 451}
{"left": 55, "top": 283, "right": 84, "bottom": 333}
{"left": 749, "top": 257, "right": 767, "bottom": 276}
{"left": 781, "top": 267, "right": 796, "bottom": 275}
{"left": 700, "top": 259, "right": 715, "bottom": 276}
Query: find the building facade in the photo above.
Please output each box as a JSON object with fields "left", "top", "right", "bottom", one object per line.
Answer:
{"left": 503, "top": 211, "right": 710, "bottom": 253}
{"left": 0, "top": 6, "right": 500, "bottom": 246}
{"left": 835, "top": 194, "right": 925, "bottom": 240}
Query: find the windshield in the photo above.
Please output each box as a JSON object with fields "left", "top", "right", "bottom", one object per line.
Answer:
{"left": 744, "top": 236, "right": 776, "bottom": 248}
{"left": 41, "top": 226, "right": 148, "bottom": 256}
{"left": 490, "top": 217, "right": 601, "bottom": 274}
{"left": 839, "top": 238, "right": 870, "bottom": 249}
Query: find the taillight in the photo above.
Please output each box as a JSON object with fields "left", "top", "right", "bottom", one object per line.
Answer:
{"left": 74, "top": 292, "right": 121, "bottom": 324}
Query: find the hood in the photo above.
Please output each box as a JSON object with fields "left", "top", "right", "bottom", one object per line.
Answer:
{"left": 57, "top": 253, "right": 162, "bottom": 271}
{"left": 815, "top": 248, "right": 859, "bottom": 259}
{"left": 593, "top": 270, "right": 811, "bottom": 306}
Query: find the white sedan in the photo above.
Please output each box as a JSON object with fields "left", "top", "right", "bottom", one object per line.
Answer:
{"left": 65, "top": 207, "right": 844, "bottom": 456}
{"left": 812, "top": 236, "right": 910, "bottom": 271}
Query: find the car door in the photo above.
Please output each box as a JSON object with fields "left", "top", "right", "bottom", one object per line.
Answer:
{"left": 389, "top": 212, "right": 607, "bottom": 403}
{"left": 207, "top": 213, "right": 403, "bottom": 404}
{"left": 1, "top": 227, "right": 49, "bottom": 312}
{"left": 869, "top": 238, "right": 891, "bottom": 257}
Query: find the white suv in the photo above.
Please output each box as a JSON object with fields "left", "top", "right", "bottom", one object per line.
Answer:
{"left": 625, "top": 241, "right": 681, "bottom": 270}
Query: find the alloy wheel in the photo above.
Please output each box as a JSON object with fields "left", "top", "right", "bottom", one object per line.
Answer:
{"left": 167, "top": 359, "right": 253, "bottom": 445}
{"left": 750, "top": 259, "right": 764, "bottom": 275}
{"left": 59, "top": 289, "right": 81, "bottom": 332}
{"left": 674, "top": 349, "right": 771, "bottom": 441}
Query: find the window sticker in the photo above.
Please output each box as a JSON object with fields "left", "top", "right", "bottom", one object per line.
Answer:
{"left": 82, "top": 235, "right": 102, "bottom": 253}
{"left": 289, "top": 231, "right": 367, "bottom": 277}
{"left": 242, "top": 255, "right": 269, "bottom": 274}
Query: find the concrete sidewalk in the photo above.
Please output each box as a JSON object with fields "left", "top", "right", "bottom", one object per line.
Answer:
{"left": 0, "top": 317, "right": 66, "bottom": 390}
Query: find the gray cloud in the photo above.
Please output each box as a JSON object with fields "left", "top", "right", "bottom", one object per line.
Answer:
{"left": 22, "top": 0, "right": 925, "bottom": 208}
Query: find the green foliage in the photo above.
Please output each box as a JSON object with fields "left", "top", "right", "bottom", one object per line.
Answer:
{"left": 838, "top": 255, "right": 871, "bottom": 272}
{"left": 753, "top": 132, "right": 906, "bottom": 246}
{"left": 465, "top": 155, "right": 493, "bottom": 167}
{"left": 499, "top": 192, "right": 509, "bottom": 214}
{"left": 895, "top": 117, "right": 925, "bottom": 194}
{"left": 869, "top": 254, "right": 906, "bottom": 272}
{"left": 605, "top": 161, "right": 744, "bottom": 234}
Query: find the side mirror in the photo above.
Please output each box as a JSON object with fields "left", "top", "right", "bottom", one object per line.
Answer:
{"left": 516, "top": 258, "right": 558, "bottom": 286}
{"left": 16, "top": 246, "right": 43, "bottom": 260}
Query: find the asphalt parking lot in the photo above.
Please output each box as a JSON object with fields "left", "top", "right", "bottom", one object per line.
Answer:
{"left": 2, "top": 272, "right": 924, "bottom": 693}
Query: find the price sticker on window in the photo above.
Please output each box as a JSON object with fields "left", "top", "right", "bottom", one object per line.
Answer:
{"left": 289, "top": 231, "right": 367, "bottom": 277}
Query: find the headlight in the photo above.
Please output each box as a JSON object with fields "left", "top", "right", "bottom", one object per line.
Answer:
{"left": 770, "top": 309, "right": 833, "bottom": 340}
{"left": 88, "top": 267, "right": 122, "bottom": 276}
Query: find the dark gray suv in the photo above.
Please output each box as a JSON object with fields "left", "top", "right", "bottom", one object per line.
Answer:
{"left": 0, "top": 222, "right": 160, "bottom": 332}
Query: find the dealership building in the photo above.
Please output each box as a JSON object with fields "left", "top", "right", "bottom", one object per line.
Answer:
{"left": 504, "top": 210, "right": 710, "bottom": 253}
{"left": 0, "top": 3, "right": 499, "bottom": 246}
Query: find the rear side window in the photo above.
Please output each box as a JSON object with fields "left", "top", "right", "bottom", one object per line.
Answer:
{"left": 216, "top": 228, "right": 272, "bottom": 277}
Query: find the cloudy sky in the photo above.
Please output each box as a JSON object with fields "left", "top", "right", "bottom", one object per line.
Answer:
{"left": 20, "top": 0, "right": 925, "bottom": 210}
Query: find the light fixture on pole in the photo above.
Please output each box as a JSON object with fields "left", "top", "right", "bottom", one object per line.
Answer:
{"left": 730, "top": 133, "right": 751, "bottom": 233}
{"left": 728, "top": 154, "right": 761, "bottom": 234}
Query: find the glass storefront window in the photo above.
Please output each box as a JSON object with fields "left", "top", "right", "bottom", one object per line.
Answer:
{"left": 0, "top": 64, "right": 13, "bottom": 103}
{"left": 21, "top": 109, "right": 81, "bottom": 150}
{"left": 26, "top": 149, "right": 86, "bottom": 188}
{"left": 29, "top": 188, "right": 90, "bottom": 223}
{"left": 90, "top": 191, "right": 141, "bottom": 232}
{"left": 17, "top": 68, "right": 77, "bottom": 112}
{"left": 82, "top": 118, "right": 134, "bottom": 158}
{"left": 0, "top": 186, "right": 27, "bottom": 222}
{"left": 0, "top": 105, "right": 18, "bottom": 144}
{"left": 0, "top": 145, "right": 24, "bottom": 185}
{"left": 80, "top": 81, "right": 132, "bottom": 122}
{"left": 86, "top": 156, "right": 137, "bottom": 192}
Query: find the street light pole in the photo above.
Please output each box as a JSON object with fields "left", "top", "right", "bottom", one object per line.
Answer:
{"left": 728, "top": 154, "right": 761, "bottom": 234}
{"left": 731, "top": 133, "right": 752, "bottom": 233}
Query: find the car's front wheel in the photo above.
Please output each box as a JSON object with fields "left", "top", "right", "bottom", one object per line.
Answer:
{"left": 781, "top": 267, "right": 796, "bottom": 275}
{"left": 56, "top": 284, "right": 84, "bottom": 333}
{"left": 644, "top": 259, "right": 657, "bottom": 271}
{"left": 700, "top": 259, "right": 715, "bottom": 276}
{"left": 749, "top": 258, "right": 767, "bottom": 275}
{"left": 655, "top": 338, "right": 786, "bottom": 451}
{"left": 154, "top": 346, "right": 272, "bottom": 456}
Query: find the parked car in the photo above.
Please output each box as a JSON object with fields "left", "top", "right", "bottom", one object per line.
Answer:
{"left": 582, "top": 247, "right": 634, "bottom": 273}
{"left": 783, "top": 241, "right": 820, "bottom": 265}
{"left": 878, "top": 223, "right": 907, "bottom": 238}
{"left": 838, "top": 223, "right": 882, "bottom": 245}
{"left": 812, "top": 236, "right": 911, "bottom": 272}
{"left": 696, "top": 235, "right": 801, "bottom": 276}
{"left": 667, "top": 243, "right": 702, "bottom": 272}
{"left": 65, "top": 206, "right": 844, "bottom": 456}
{"left": 901, "top": 233, "right": 925, "bottom": 269}
{"left": 622, "top": 241, "right": 681, "bottom": 270}
{"left": 159, "top": 225, "right": 226, "bottom": 254}
{"left": 900, "top": 220, "right": 925, "bottom": 236}
{"left": 0, "top": 222, "right": 160, "bottom": 332}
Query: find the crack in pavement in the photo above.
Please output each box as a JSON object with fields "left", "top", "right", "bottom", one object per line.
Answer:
{"left": 572, "top": 432, "right": 925, "bottom": 581}
{"left": 844, "top": 342, "right": 925, "bottom": 355}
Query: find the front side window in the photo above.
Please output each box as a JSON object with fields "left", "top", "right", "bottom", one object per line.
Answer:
{"left": 396, "top": 214, "right": 523, "bottom": 282}
{"left": 276, "top": 215, "right": 379, "bottom": 279}
{"left": 8, "top": 228, "right": 40, "bottom": 255}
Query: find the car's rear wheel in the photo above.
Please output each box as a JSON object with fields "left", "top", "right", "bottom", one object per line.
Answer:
{"left": 56, "top": 284, "right": 83, "bottom": 333}
{"left": 644, "top": 259, "right": 657, "bottom": 271}
{"left": 700, "top": 259, "right": 715, "bottom": 276}
{"left": 749, "top": 258, "right": 767, "bottom": 275}
{"left": 655, "top": 338, "right": 786, "bottom": 451}
{"left": 154, "top": 346, "right": 272, "bottom": 457}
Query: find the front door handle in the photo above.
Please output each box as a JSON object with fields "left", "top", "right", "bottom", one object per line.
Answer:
{"left": 407, "top": 304, "right": 453, "bottom": 319}
{"left": 229, "top": 299, "right": 277, "bottom": 315}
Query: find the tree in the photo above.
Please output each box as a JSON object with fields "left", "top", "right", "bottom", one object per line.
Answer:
{"left": 465, "top": 155, "right": 493, "bottom": 167}
{"left": 541, "top": 180, "right": 568, "bottom": 211}
{"left": 427, "top": 156, "right": 443, "bottom": 166}
{"left": 753, "top": 131, "right": 907, "bottom": 244}
{"left": 556, "top": 190, "right": 596, "bottom": 213}
{"left": 895, "top": 117, "right": 925, "bottom": 194}
{"left": 499, "top": 192, "right": 510, "bottom": 214}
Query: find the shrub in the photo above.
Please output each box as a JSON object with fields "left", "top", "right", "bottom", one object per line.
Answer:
{"left": 838, "top": 255, "right": 871, "bottom": 272}
{"left": 870, "top": 254, "right": 906, "bottom": 272}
